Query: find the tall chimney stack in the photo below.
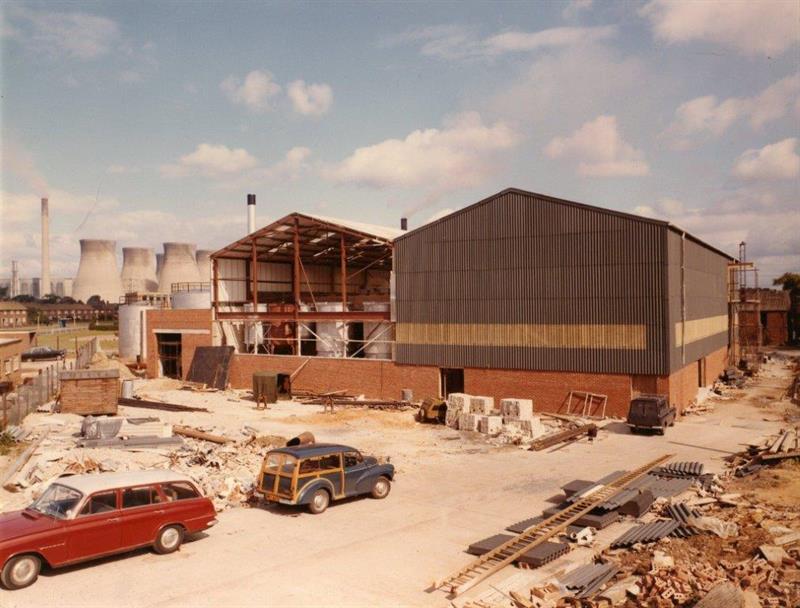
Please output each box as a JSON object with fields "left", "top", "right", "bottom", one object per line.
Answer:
{"left": 247, "top": 193, "right": 256, "bottom": 234}
{"left": 400, "top": 217, "right": 408, "bottom": 231}
{"left": 41, "top": 198, "right": 51, "bottom": 297}
{"left": 11, "top": 260, "right": 19, "bottom": 298}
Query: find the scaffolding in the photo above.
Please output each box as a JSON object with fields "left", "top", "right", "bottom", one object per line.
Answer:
{"left": 727, "top": 241, "right": 761, "bottom": 370}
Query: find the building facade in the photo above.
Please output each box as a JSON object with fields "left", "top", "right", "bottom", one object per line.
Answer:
{"left": 0, "top": 302, "right": 28, "bottom": 328}
{"left": 393, "top": 189, "right": 732, "bottom": 415}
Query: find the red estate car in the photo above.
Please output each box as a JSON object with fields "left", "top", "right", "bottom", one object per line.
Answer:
{"left": 0, "top": 470, "right": 217, "bottom": 590}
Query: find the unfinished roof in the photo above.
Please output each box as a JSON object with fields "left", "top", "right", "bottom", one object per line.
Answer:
{"left": 399, "top": 188, "right": 734, "bottom": 261}
{"left": 211, "top": 212, "right": 398, "bottom": 271}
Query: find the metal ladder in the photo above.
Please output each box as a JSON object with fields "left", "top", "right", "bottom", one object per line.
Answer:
{"left": 432, "top": 453, "right": 674, "bottom": 597}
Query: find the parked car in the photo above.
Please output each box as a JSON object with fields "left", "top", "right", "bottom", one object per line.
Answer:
{"left": 627, "top": 394, "right": 676, "bottom": 435}
{"left": 21, "top": 346, "right": 66, "bottom": 361}
{"left": 257, "top": 443, "right": 394, "bottom": 514}
{"left": 0, "top": 470, "right": 217, "bottom": 590}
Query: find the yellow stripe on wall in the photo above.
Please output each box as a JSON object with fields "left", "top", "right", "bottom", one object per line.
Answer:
{"left": 396, "top": 323, "right": 647, "bottom": 350}
{"left": 674, "top": 315, "right": 728, "bottom": 347}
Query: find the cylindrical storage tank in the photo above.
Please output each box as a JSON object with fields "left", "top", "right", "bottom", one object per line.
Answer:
{"left": 158, "top": 242, "right": 201, "bottom": 293}
{"left": 363, "top": 301, "right": 392, "bottom": 359}
{"left": 171, "top": 286, "right": 211, "bottom": 309}
{"left": 195, "top": 249, "right": 212, "bottom": 281}
{"left": 118, "top": 302, "right": 154, "bottom": 360}
{"left": 120, "top": 247, "right": 158, "bottom": 293}
{"left": 316, "top": 302, "right": 349, "bottom": 357}
{"left": 72, "top": 239, "right": 123, "bottom": 303}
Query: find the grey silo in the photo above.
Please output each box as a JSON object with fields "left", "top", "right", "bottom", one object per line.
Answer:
{"left": 72, "top": 239, "right": 123, "bottom": 303}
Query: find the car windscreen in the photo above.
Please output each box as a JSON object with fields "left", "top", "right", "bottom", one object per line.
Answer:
{"left": 29, "top": 483, "right": 83, "bottom": 519}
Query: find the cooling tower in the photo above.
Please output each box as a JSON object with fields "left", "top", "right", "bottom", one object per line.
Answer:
{"left": 195, "top": 249, "right": 212, "bottom": 281}
{"left": 121, "top": 247, "right": 158, "bottom": 293}
{"left": 72, "top": 239, "right": 123, "bottom": 303}
{"left": 158, "top": 242, "right": 201, "bottom": 293}
{"left": 156, "top": 253, "right": 164, "bottom": 278}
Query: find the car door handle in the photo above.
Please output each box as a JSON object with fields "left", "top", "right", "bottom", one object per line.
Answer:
{"left": 106, "top": 518, "right": 121, "bottom": 523}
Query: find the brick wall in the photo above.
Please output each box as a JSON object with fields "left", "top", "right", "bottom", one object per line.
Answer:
{"left": 145, "top": 309, "right": 213, "bottom": 380}
{"left": 0, "top": 332, "right": 33, "bottom": 387}
{"left": 764, "top": 311, "right": 788, "bottom": 346}
{"left": 229, "top": 354, "right": 440, "bottom": 401}
{"left": 463, "top": 368, "right": 634, "bottom": 418}
{"left": 665, "top": 344, "right": 728, "bottom": 414}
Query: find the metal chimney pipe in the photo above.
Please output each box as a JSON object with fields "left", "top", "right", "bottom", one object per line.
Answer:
{"left": 247, "top": 193, "right": 256, "bottom": 234}
{"left": 400, "top": 217, "right": 408, "bottom": 231}
{"left": 41, "top": 198, "right": 51, "bottom": 297}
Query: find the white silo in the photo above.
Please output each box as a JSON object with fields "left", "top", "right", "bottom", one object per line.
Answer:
{"left": 121, "top": 247, "right": 158, "bottom": 293}
{"left": 72, "top": 239, "right": 123, "bottom": 303}
{"left": 118, "top": 301, "right": 155, "bottom": 361}
{"left": 158, "top": 242, "right": 201, "bottom": 293}
{"left": 195, "top": 249, "right": 212, "bottom": 282}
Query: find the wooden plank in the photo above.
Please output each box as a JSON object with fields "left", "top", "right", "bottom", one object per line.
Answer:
{"left": 173, "top": 425, "right": 232, "bottom": 444}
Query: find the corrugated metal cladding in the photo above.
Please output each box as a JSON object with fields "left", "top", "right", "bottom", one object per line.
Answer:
{"left": 666, "top": 231, "right": 730, "bottom": 372}
{"left": 394, "top": 190, "right": 673, "bottom": 375}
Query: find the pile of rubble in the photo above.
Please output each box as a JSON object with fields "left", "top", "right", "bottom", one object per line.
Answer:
{"left": 444, "top": 393, "right": 562, "bottom": 446}
{"left": 729, "top": 426, "right": 800, "bottom": 477}
{"left": 0, "top": 412, "right": 287, "bottom": 513}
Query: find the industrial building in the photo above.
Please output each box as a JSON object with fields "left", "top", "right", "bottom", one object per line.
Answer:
{"left": 144, "top": 188, "right": 736, "bottom": 417}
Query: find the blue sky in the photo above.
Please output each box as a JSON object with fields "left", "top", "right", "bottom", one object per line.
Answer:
{"left": 2, "top": 0, "right": 798, "bottom": 283}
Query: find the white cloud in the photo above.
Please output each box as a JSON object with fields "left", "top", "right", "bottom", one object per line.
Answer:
{"left": 221, "top": 70, "right": 282, "bottom": 112}
{"left": 545, "top": 115, "right": 650, "bottom": 176}
{"left": 483, "top": 26, "right": 615, "bottom": 55}
{"left": 107, "top": 164, "right": 140, "bottom": 174}
{"left": 390, "top": 24, "right": 617, "bottom": 60}
{"left": 323, "top": 111, "right": 520, "bottom": 192}
{"left": 641, "top": 0, "right": 800, "bottom": 56}
{"left": 161, "top": 143, "right": 258, "bottom": 177}
{"left": 249, "top": 146, "right": 312, "bottom": 182}
{"left": 4, "top": 6, "right": 119, "bottom": 60}
{"left": 663, "top": 74, "right": 800, "bottom": 148}
{"left": 562, "top": 0, "right": 593, "bottom": 20}
{"left": 424, "top": 208, "right": 456, "bottom": 224}
{"left": 287, "top": 80, "right": 333, "bottom": 116}
{"left": 732, "top": 138, "right": 800, "bottom": 180}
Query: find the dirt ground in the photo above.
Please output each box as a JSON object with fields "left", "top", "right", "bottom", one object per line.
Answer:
{"left": 1, "top": 351, "right": 798, "bottom": 608}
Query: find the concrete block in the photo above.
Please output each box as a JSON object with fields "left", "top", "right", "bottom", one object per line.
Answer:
{"left": 478, "top": 415, "right": 503, "bottom": 434}
{"left": 470, "top": 395, "right": 495, "bottom": 415}
{"left": 447, "top": 393, "right": 471, "bottom": 413}
{"left": 500, "top": 398, "right": 533, "bottom": 420}
{"left": 458, "top": 413, "right": 479, "bottom": 432}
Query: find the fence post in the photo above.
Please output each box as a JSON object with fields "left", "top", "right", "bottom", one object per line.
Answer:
{"left": 2, "top": 393, "right": 7, "bottom": 431}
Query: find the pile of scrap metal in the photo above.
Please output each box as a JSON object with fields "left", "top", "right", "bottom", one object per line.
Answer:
{"left": 728, "top": 426, "right": 800, "bottom": 476}
{"left": 0, "top": 425, "right": 31, "bottom": 444}
{"left": 78, "top": 415, "right": 182, "bottom": 449}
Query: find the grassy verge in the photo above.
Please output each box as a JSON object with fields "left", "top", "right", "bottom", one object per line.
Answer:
{"left": 34, "top": 329, "right": 119, "bottom": 356}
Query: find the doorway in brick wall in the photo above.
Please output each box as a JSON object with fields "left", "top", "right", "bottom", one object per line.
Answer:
{"left": 440, "top": 368, "right": 464, "bottom": 397}
{"left": 157, "top": 333, "right": 182, "bottom": 379}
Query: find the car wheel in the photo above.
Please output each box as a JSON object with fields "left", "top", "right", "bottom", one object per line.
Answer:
{"left": 154, "top": 525, "right": 184, "bottom": 554}
{"left": 1, "top": 555, "right": 41, "bottom": 590}
{"left": 308, "top": 489, "right": 330, "bottom": 514}
{"left": 371, "top": 477, "right": 391, "bottom": 500}
{"left": 659, "top": 423, "right": 667, "bottom": 435}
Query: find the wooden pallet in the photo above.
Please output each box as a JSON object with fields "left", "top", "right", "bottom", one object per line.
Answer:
{"left": 431, "top": 453, "right": 673, "bottom": 598}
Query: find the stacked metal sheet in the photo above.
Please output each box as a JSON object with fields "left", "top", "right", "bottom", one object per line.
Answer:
{"left": 467, "top": 534, "right": 569, "bottom": 568}
{"left": 651, "top": 461, "right": 704, "bottom": 478}
{"left": 664, "top": 502, "right": 702, "bottom": 538}
{"left": 560, "top": 561, "right": 619, "bottom": 598}
{"left": 610, "top": 519, "right": 679, "bottom": 548}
